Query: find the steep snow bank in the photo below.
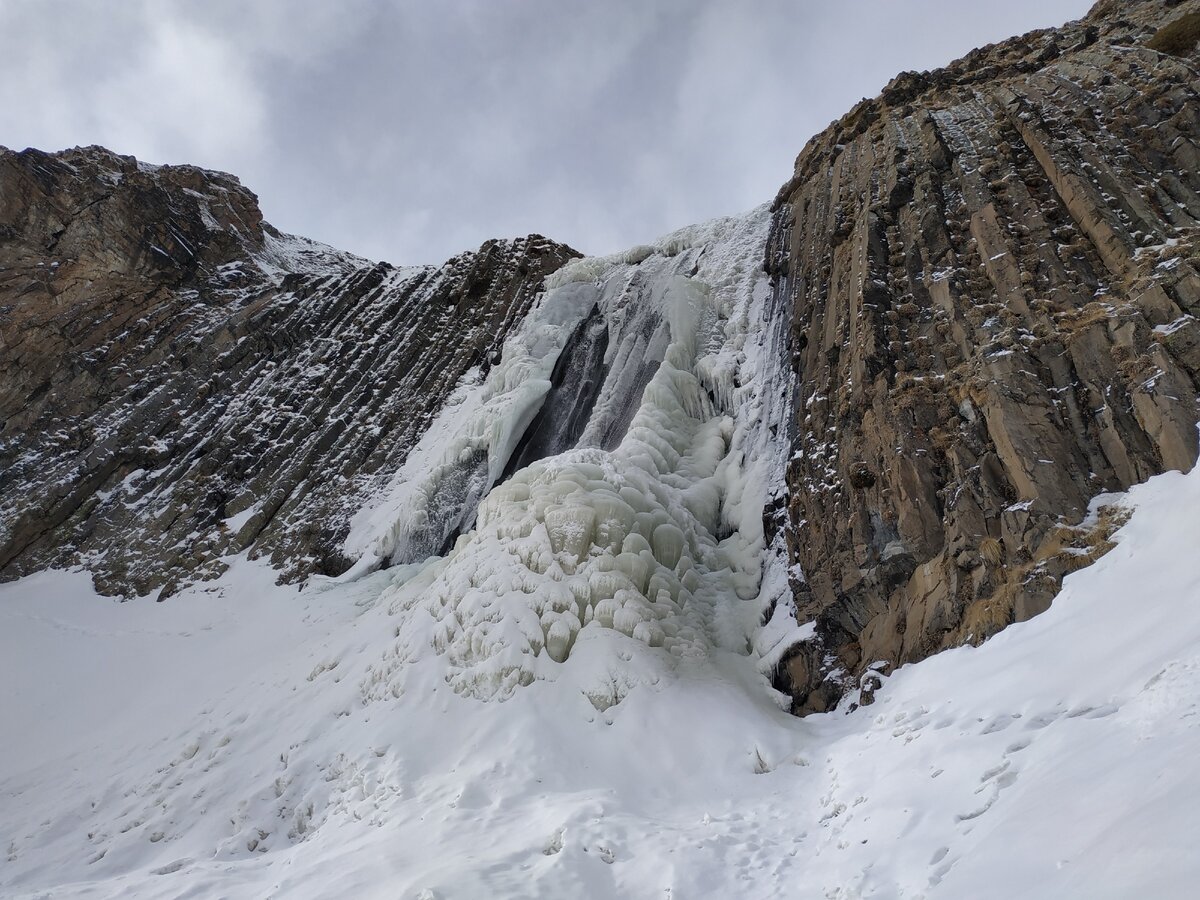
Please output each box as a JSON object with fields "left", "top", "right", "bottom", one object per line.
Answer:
{"left": 3, "top": 452, "right": 1199, "bottom": 898}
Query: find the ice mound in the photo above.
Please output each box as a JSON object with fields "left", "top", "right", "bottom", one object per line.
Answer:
{"left": 376, "top": 408, "right": 737, "bottom": 705}
{"left": 360, "top": 205, "right": 798, "bottom": 707}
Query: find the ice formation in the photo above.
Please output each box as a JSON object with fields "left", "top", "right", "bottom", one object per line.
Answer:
{"left": 341, "top": 280, "right": 593, "bottom": 570}
{"left": 357, "top": 206, "right": 800, "bottom": 704}
{"left": 6, "top": 445, "right": 1200, "bottom": 899}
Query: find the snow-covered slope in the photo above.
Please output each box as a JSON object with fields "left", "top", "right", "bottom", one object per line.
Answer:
{"left": 3, "top": 430, "right": 1199, "bottom": 899}
{"left": 3, "top": 202, "right": 1199, "bottom": 898}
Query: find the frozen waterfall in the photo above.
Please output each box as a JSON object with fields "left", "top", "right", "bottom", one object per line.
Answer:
{"left": 347, "top": 205, "right": 802, "bottom": 704}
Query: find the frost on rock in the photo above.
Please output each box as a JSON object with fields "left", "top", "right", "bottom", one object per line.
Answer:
{"left": 344, "top": 282, "right": 601, "bottom": 570}
{"left": 364, "top": 205, "right": 798, "bottom": 705}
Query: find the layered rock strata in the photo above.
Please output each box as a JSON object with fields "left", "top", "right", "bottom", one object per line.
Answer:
{"left": 0, "top": 146, "right": 577, "bottom": 596}
{"left": 770, "top": 0, "right": 1200, "bottom": 711}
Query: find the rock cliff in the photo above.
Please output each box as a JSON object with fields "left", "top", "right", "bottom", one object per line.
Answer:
{"left": 0, "top": 146, "right": 577, "bottom": 596}
{"left": 770, "top": 0, "right": 1200, "bottom": 711}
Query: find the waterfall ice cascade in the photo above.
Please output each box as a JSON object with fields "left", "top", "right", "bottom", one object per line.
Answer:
{"left": 356, "top": 205, "right": 798, "bottom": 705}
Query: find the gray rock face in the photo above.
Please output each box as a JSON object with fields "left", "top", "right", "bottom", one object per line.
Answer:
{"left": 770, "top": 0, "right": 1200, "bottom": 712}
{"left": 0, "top": 145, "right": 578, "bottom": 596}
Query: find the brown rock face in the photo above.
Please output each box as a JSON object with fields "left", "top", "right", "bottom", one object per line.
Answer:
{"left": 770, "top": 0, "right": 1200, "bottom": 712}
{"left": 0, "top": 145, "right": 578, "bottom": 597}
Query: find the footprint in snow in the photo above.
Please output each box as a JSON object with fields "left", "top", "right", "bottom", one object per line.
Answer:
{"left": 150, "top": 857, "right": 190, "bottom": 875}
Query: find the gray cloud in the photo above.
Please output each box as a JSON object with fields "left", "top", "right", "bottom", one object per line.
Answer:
{"left": 1, "top": 0, "right": 1093, "bottom": 264}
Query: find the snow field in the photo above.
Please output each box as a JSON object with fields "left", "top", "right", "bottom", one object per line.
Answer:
{"left": 3, "top": 460, "right": 1199, "bottom": 897}
{"left": 2, "top": 205, "right": 1198, "bottom": 898}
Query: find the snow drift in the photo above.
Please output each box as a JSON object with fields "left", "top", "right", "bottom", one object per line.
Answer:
{"left": 2, "top": 207, "right": 1199, "bottom": 899}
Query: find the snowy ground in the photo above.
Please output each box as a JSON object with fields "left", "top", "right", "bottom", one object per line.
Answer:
{"left": 2, "top": 459, "right": 1199, "bottom": 898}
{"left": 4, "top": 208, "right": 1198, "bottom": 897}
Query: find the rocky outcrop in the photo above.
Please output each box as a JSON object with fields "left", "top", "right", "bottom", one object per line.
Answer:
{"left": 0, "top": 146, "right": 578, "bottom": 596}
{"left": 770, "top": 0, "right": 1200, "bottom": 712}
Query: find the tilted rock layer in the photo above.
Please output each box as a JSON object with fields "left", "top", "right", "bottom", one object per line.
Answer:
{"left": 769, "top": 0, "right": 1200, "bottom": 712}
{"left": 0, "top": 146, "right": 577, "bottom": 596}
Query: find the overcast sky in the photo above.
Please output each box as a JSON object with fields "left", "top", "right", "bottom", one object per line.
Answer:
{"left": 2, "top": 0, "right": 1093, "bottom": 265}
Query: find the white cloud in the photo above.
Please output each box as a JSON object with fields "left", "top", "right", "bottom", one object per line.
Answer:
{"left": 1, "top": 0, "right": 267, "bottom": 168}
{"left": 1, "top": 0, "right": 1095, "bottom": 264}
